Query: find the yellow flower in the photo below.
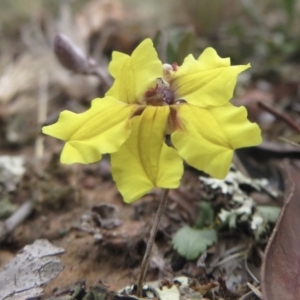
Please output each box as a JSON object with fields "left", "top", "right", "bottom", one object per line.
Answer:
{"left": 43, "top": 39, "right": 261, "bottom": 203}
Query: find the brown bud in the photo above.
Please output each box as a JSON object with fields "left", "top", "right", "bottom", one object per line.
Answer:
{"left": 53, "top": 33, "right": 96, "bottom": 73}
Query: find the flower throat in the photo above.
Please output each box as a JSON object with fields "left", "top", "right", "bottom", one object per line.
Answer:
{"left": 144, "top": 78, "right": 175, "bottom": 106}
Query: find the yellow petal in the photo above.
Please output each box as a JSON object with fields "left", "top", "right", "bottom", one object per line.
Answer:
{"left": 208, "top": 103, "right": 262, "bottom": 148}
{"left": 42, "top": 97, "right": 137, "bottom": 164}
{"left": 172, "top": 48, "right": 250, "bottom": 107}
{"left": 171, "top": 103, "right": 261, "bottom": 179}
{"left": 111, "top": 106, "right": 183, "bottom": 203}
{"left": 106, "top": 39, "right": 162, "bottom": 104}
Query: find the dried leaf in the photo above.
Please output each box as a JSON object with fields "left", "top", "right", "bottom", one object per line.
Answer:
{"left": 261, "top": 164, "right": 300, "bottom": 300}
{"left": 172, "top": 226, "right": 217, "bottom": 260}
{"left": 0, "top": 239, "right": 64, "bottom": 300}
{"left": 188, "top": 278, "right": 218, "bottom": 296}
{"left": 4, "top": 288, "right": 43, "bottom": 300}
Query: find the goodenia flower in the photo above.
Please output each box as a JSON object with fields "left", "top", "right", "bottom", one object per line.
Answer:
{"left": 43, "top": 39, "right": 261, "bottom": 203}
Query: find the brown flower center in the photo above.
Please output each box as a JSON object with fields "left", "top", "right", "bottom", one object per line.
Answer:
{"left": 144, "top": 79, "right": 175, "bottom": 106}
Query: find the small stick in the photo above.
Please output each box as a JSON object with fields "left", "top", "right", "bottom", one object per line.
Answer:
{"left": 247, "top": 283, "right": 262, "bottom": 299}
{"left": 35, "top": 72, "right": 48, "bottom": 159}
{"left": 279, "top": 136, "right": 300, "bottom": 149}
{"left": 89, "top": 67, "right": 112, "bottom": 89}
{"left": 136, "top": 189, "right": 170, "bottom": 297}
{"left": 258, "top": 101, "right": 300, "bottom": 134}
{"left": 244, "top": 249, "right": 259, "bottom": 284}
{"left": 0, "top": 201, "right": 33, "bottom": 242}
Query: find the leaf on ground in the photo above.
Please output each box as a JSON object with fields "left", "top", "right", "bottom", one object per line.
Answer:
{"left": 194, "top": 201, "right": 214, "bottom": 229}
{"left": 172, "top": 226, "right": 217, "bottom": 260}
{"left": 0, "top": 198, "right": 16, "bottom": 219}
{"left": 261, "top": 164, "right": 300, "bottom": 300}
{"left": 256, "top": 205, "right": 280, "bottom": 223}
{"left": 0, "top": 239, "right": 64, "bottom": 300}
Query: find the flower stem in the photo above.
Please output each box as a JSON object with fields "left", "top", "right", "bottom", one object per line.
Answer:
{"left": 136, "top": 189, "right": 170, "bottom": 297}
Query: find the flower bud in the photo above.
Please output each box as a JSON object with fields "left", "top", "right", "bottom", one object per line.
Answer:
{"left": 162, "top": 63, "right": 175, "bottom": 83}
{"left": 53, "top": 33, "right": 96, "bottom": 73}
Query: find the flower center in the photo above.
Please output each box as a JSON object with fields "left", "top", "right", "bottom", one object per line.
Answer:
{"left": 144, "top": 78, "right": 175, "bottom": 106}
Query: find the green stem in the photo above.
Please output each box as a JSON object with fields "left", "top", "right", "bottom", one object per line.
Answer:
{"left": 136, "top": 189, "right": 170, "bottom": 297}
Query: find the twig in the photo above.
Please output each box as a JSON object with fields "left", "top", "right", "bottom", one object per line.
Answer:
{"left": 88, "top": 67, "right": 112, "bottom": 89}
{"left": 92, "top": 26, "right": 115, "bottom": 63}
{"left": 258, "top": 101, "right": 300, "bottom": 134}
{"left": 238, "top": 289, "right": 255, "bottom": 300}
{"left": 35, "top": 72, "right": 48, "bottom": 159}
{"left": 244, "top": 251, "right": 259, "bottom": 284}
{"left": 136, "top": 189, "right": 170, "bottom": 297}
{"left": 0, "top": 201, "right": 33, "bottom": 242}
{"left": 247, "top": 283, "right": 262, "bottom": 299}
{"left": 213, "top": 250, "right": 247, "bottom": 268}
{"left": 279, "top": 136, "right": 300, "bottom": 149}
